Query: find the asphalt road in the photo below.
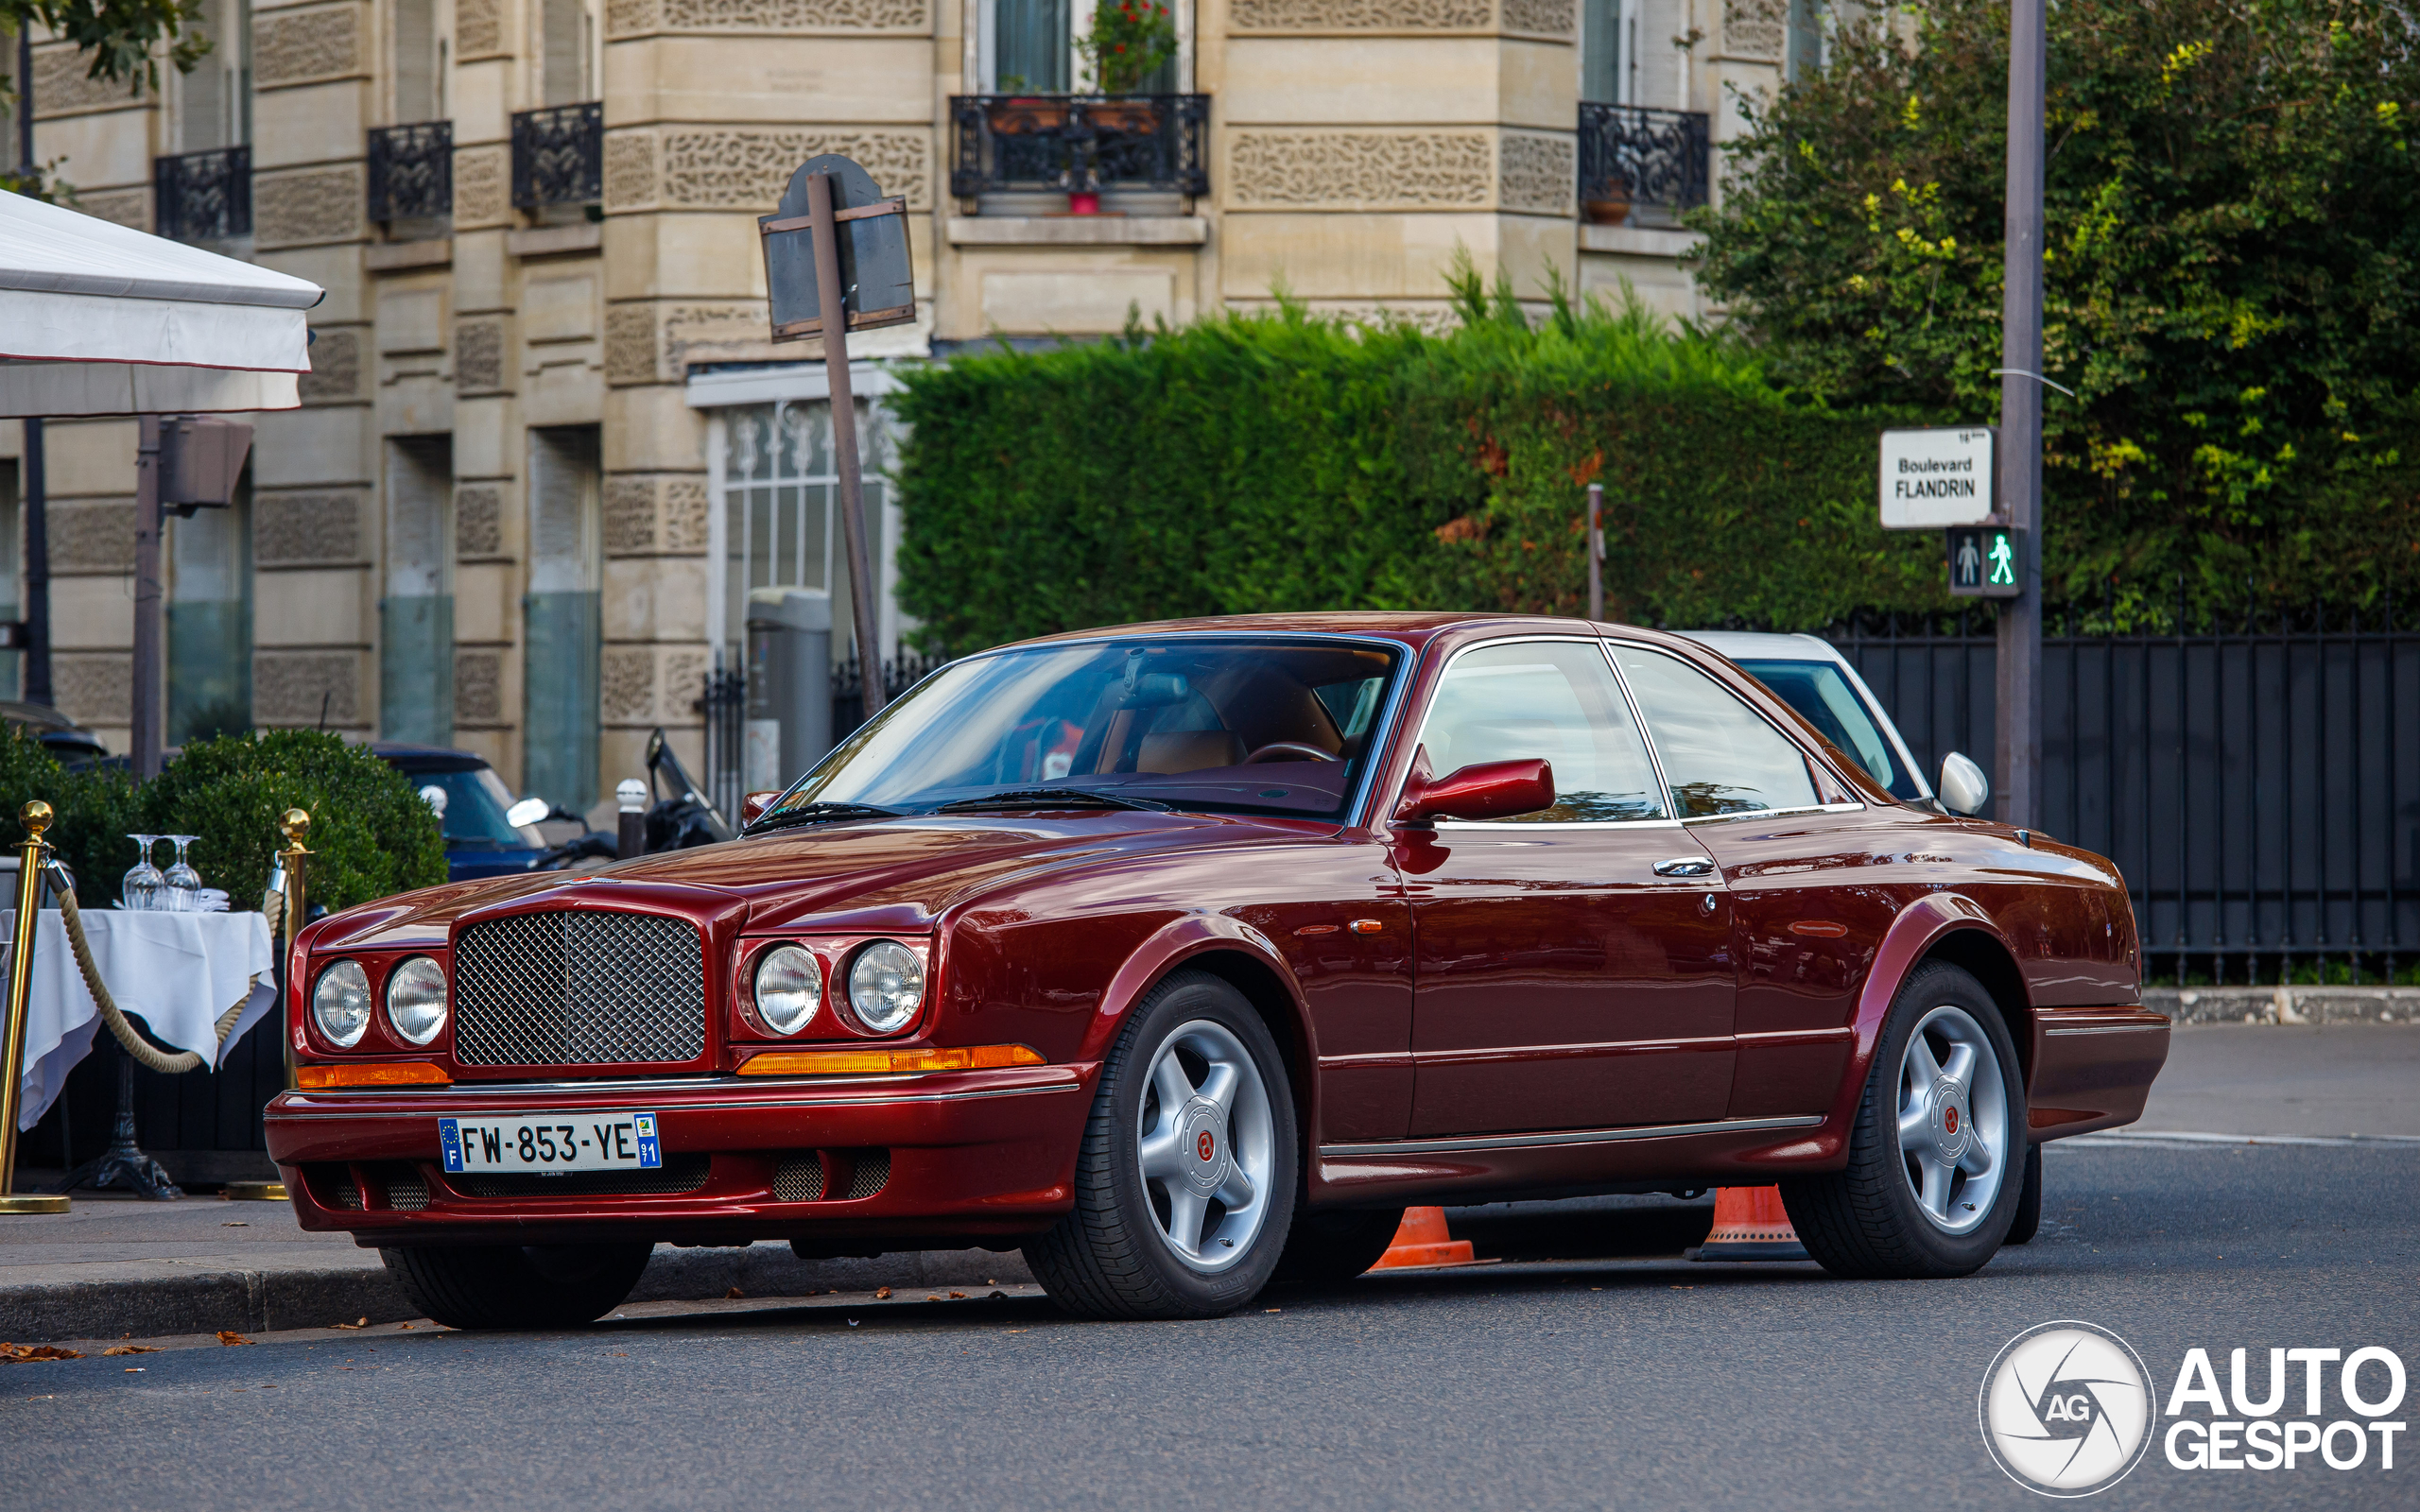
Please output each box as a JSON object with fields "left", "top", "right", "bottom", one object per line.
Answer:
{"left": 5, "top": 1134, "right": 2411, "bottom": 1511}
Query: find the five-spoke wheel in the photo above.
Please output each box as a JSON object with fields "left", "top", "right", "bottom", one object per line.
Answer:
{"left": 1135, "top": 1020, "right": 1277, "bottom": 1272}
{"left": 1893, "top": 1004, "right": 2010, "bottom": 1235}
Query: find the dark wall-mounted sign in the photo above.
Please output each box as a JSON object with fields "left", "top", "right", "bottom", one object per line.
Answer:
{"left": 758, "top": 154, "right": 917, "bottom": 341}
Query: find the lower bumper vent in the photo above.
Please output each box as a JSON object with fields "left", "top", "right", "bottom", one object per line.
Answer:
{"left": 842, "top": 1149, "right": 890, "bottom": 1201}
{"left": 771, "top": 1155, "right": 825, "bottom": 1203}
{"left": 453, "top": 1153, "right": 713, "bottom": 1199}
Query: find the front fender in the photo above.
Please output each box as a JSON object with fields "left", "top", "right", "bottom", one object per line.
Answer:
{"left": 1076, "top": 912, "right": 1314, "bottom": 1068}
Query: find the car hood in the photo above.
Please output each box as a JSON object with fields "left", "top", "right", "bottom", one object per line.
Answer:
{"left": 320, "top": 809, "right": 1314, "bottom": 948}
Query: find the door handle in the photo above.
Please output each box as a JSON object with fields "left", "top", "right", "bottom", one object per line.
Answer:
{"left": 1652, "top": 857, "right": 1716, "bottom": 878}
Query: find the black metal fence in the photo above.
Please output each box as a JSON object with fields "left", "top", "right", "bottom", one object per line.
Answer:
{"left": 1577, "top": 103, "right": 1709, "bottom": 222}
{"left": 368, "top": 121, "right": 454, "bottom": 222}
{"left": 154, "top": 146, "right": 251, "bottom": 241}
{"left": 700, "top": 654, "right": 945, "bottom": 819}
{"left": 949, "top": 94, "right": 1211, "bottom": 198}
{"left": 511, "top": 102, "right": 603, "bottom": 210}
{"left": 1833, "top": 594, "right": 2420, "bottom": 987}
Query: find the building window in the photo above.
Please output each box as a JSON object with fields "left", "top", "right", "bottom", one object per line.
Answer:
{"left": 714, "top": 400, "right": 894, "bottom": 669}
{"left": 1582, "top": 0, "right": 1634, "bottom": 104}
{"left": 382, "top": 436, "right": 455, "bottom": 747}
{"left": 541, "top": 0, "right": 596, "bottom": 105}
{"left": 525, "top": 425, "right": 600, "bottom": 814}
{"left": 180, "top": 0, "right": 253, "bottom": 152}
{"left": 167, "top": 474, "right": 252, "bottom": 745}
{"left": 1785, "top": 0, "right": 1824, "bottom": 82}
{"left": 393, "top": 0, "right": 448, "bottom": 122}
{"left": 991, "top": 0, "right": 1070, "bottom": 91}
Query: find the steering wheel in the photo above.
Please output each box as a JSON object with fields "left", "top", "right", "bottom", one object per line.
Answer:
{"left": 1243, "top": 742, "right": 1339, "bottom": 765}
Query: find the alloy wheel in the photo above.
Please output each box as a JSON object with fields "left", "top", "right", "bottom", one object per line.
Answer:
{"left": 1135, "top": 1018, "right": 1276, "bottom": 1273}
{"left": 1893, "top": 1004, "right": 2011, "bottom": 1235}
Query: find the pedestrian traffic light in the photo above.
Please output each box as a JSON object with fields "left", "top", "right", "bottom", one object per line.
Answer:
{"left": 1947, "top": 525, "right": 2020, "bottom": 598}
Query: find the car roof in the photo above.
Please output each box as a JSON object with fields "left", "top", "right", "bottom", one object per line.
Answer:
{"left": 0, "top": 699, "right": 90, "bottom": 733}
{"left": 1678, "top": 630, "right": 1847, "bottom": 664}
{"left": 372, "top": 742, "right": 494, "bottom": 773}
{"left": 1006, "top": 611, "right": 1711, "bottom": 657}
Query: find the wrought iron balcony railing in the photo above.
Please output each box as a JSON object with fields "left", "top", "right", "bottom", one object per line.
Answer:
{"left": 1577, "top": 103, "right": 1710, "bottom": 224}
{"left": 510, "top": 102, "right": 603, "bottom": 211}
{"left": 949, "top": 94, "right": 1210, "bottom": 199}
{"left": 154, "top": 146, "right": 251, "bottom": 242}
{"left": 369, "top": 121, "right": 454, "bottom": 223}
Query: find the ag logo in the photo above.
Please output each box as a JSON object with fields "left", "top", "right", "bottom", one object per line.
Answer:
{"left": 1979, "top": 1321, "right": 2155, "bottom": 1497}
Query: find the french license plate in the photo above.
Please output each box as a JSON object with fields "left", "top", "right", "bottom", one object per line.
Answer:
{"left": 439, "top": 1112, "right": 663, "bottom": 1175}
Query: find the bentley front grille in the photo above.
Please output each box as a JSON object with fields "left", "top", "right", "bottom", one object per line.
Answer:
{"left": 453, "top": 909, "right": 708, "bottom": 1067}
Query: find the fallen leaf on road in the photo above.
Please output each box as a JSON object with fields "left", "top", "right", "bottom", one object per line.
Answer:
{"left": 925, "top": 1295, "right": 943, "bottom": 1302}
{"left": 395, "top": 1324, "right": 414, "bottom": 1331}
{"left": 873, "top": 1287, "right": 892, "bottom": 1299}
{"left": 101, "top": 1346, "right": 158, "bottom": 1357}
{"left": 329, "top": 1318, "right": 368, "bottom": 1331}
{"left": 216, "top": 1332, "right": 252, "bottom": 1347}
{"left": 221, "top": 1221, "right": 249, "bottom": 1228}
{"left": 1, "top": 1344, "right": 83, "bottom": 1363}
{"left": 948, "top": 1291, "right": 966, "bottom": 1299}
{"left": 724, "top": 1286, "right": 744, "bottom": 1299}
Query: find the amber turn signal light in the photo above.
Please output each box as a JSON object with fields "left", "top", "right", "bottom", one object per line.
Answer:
{"left": 738, "top": 1044, "right": 1046, "bottom": 1076}
{"left": 296, "top": 1063, "right": 452, "bottom": 1089}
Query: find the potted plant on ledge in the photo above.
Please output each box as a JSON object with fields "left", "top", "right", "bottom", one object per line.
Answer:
{"left": 1066, "top": 0, "right": 1178, "bottom": 212}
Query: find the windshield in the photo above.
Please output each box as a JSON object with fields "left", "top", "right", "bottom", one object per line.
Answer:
{"left": 413, "top": 766, "right": 544, "bottom": 849}
{"left": 1731, "top": 659, "right": 1923, "bottom": 801}
{"left": 769, "top": 638, "right": 1403, "bottom": 821}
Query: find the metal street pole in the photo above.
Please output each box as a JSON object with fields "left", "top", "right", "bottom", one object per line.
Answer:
{"left": 1995, "top": 0, "right": 2047, "bottom": 830}
{"left": 18, "top": 26, "right": 52, "bottom": 707}
{"left": 804, "top": 171, "right": 889, "bottom": 718}
{"left": 131, "top": 416, "right": 164, "bottom": 779}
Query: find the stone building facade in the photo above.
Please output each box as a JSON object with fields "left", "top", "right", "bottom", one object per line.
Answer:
{"left": 0, "top": 0, "right": 1814, "bottom": 816}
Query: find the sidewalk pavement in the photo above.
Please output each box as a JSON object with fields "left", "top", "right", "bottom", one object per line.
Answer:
{"left": 5, "top": 1019, "right": 2408, "bottom": 1345}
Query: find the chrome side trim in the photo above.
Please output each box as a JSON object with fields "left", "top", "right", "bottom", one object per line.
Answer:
{"left": 1320, "top": 1113, "right": 1824, "bottom": 1159}
{"left": 268, "top": 1080, "right": 1081, "bottom": 1120}
{"left": 2044, "top": 1022, "right": 2169, "bottom": 1037}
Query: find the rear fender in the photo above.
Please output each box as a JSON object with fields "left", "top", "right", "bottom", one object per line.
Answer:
{"left": 1794, "top": 893, "right": 2028, "bottom": 1168}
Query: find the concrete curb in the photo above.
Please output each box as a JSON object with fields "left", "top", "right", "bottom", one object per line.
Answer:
{"left": 1, "top": 1244, "right": 1037, "bottom": 1344}
{"left": 2146, "top": 986, "right": 2420, "bottom": 1025}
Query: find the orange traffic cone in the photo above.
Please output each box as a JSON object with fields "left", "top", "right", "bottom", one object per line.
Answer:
{"left": 1686, "top": 1185, "right": 1810, "bottom": 1263}
{"left": 1366, "top": 1206, "right": 1477, "bottom": 1270}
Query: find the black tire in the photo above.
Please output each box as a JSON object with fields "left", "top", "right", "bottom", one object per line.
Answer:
{"left": 381, "top": 1243, "right": 653, "bottom": 1330}
{"left": 2006, "top": 1141, "right": 2044, "bottom": 1245}
{"left": 1270, "top": 1208, "right": 1402, "bottom": 1287}
{"left": 1780, "top": 960, "right": 2028, "bottom": 1280}
{"left": 1023, "top": 971, "right": 1299, "bottom": 1320}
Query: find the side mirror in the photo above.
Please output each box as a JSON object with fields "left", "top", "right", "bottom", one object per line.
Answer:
{"left": 1394, "top": 757, "right": 1555, "bottom": 827}
{"left": 504, "top": 797, "right": 550, "bottom": 829}
{"left": 740, "top": 790, "right": 780, "bottom": 827}
{"left": 1939, "top": 751, "right": 1990, "bottom": 816}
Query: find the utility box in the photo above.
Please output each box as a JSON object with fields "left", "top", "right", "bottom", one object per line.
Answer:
{"left": 159, "top": 415, "right": 254, "bottom": 510}
{"left": 745, "top": 590, "right": 834, "bottom": 790}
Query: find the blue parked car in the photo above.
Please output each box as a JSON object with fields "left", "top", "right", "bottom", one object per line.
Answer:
{"left": 373, "top": 743, "right": 563, "bottom": 882}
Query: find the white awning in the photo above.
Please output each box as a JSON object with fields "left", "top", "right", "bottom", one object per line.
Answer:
{"left": 0, "top": 187, "right": 324, "bottom": 418}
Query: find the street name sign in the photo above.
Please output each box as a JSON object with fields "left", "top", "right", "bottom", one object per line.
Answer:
{"left": 1878, "top": 426, "right": 1995, "bottom": 528}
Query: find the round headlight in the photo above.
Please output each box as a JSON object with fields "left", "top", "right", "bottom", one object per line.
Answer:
{"left": 312, "top": 959, "right": 372, "bottom": 1049}
{"left": 385, "top": 955, "right": 449, "bottom": 1046}
{"left": 847, "top": 940, "right": 925, "bottom": 1034}
{"left": 753, "top": 944, "right": 822, "bottom": 1036}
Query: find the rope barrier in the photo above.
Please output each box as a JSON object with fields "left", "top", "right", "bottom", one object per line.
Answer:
{"left": 46, "top": 873, "right": 268, "bottom": 1076}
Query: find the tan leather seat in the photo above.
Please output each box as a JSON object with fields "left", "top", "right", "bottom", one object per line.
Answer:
{"left": 1135, "top": 730, "right": 1246, "bottom": 774}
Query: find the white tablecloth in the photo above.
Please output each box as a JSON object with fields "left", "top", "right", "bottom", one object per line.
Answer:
{"left": 7, "top": 909, "right": 279, "bottom": 1131}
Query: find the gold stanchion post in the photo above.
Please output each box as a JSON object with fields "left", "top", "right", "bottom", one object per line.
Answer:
{"left": 225, "top": 808, "right": 310, "bottom": 1204}
{"left": 1, "top": 801, "right": 71, "bottom": 1213}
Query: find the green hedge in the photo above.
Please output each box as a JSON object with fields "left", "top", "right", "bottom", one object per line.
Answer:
{"left": 891, "top": 278, "right": 1942, "bottom": 656}
{"left": 0, "top": 730, "right": 445, "bottom": 913}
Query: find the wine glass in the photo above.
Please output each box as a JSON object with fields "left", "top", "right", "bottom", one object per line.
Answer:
{"left": 163, "top": 835, "right": 203, "bottom": 912}
{"left": 121, "top": 834, "right": 164, "bottom": 910}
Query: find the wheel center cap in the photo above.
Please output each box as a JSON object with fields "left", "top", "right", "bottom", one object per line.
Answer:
{"left": 1931, "top": 1076, "right": 1971, "bottom": 1160}
{"left": 1180, "top": 1096, "right": 1230, "bottom": 1195}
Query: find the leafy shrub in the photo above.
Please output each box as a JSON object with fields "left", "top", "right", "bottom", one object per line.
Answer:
{"left": 130, "top": 730, "right": 446, "bottom": 911}
{"left": 0, "top": 730, "right": 138, "bottom": 902}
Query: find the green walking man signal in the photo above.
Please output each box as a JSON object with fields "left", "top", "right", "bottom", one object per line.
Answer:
{"left": 1947, "top": 524, "right": 2020, "bottom": 599}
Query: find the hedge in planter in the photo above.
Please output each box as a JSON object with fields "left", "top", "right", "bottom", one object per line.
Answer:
{"left": 131, "top": 730, "right": 446, "bottom": 912}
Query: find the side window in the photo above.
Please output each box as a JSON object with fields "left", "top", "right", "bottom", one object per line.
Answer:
{"left": 1415, "top": 642, "right": 1666, "bottom": 822}
{"left": 1611, "top": 645, "right": 1822, "bottom": 817}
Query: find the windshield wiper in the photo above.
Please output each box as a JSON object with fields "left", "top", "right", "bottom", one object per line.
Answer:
{"left": 746, "top": 800, "right": 903, "bottom": 833}
{"left": 934, "top": 788, "right": 1169, "bottom": 814}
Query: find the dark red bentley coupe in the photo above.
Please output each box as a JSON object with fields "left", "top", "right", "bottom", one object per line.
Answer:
{"left": 266, "top": 613, "right": 2167, "bottom": 1326}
